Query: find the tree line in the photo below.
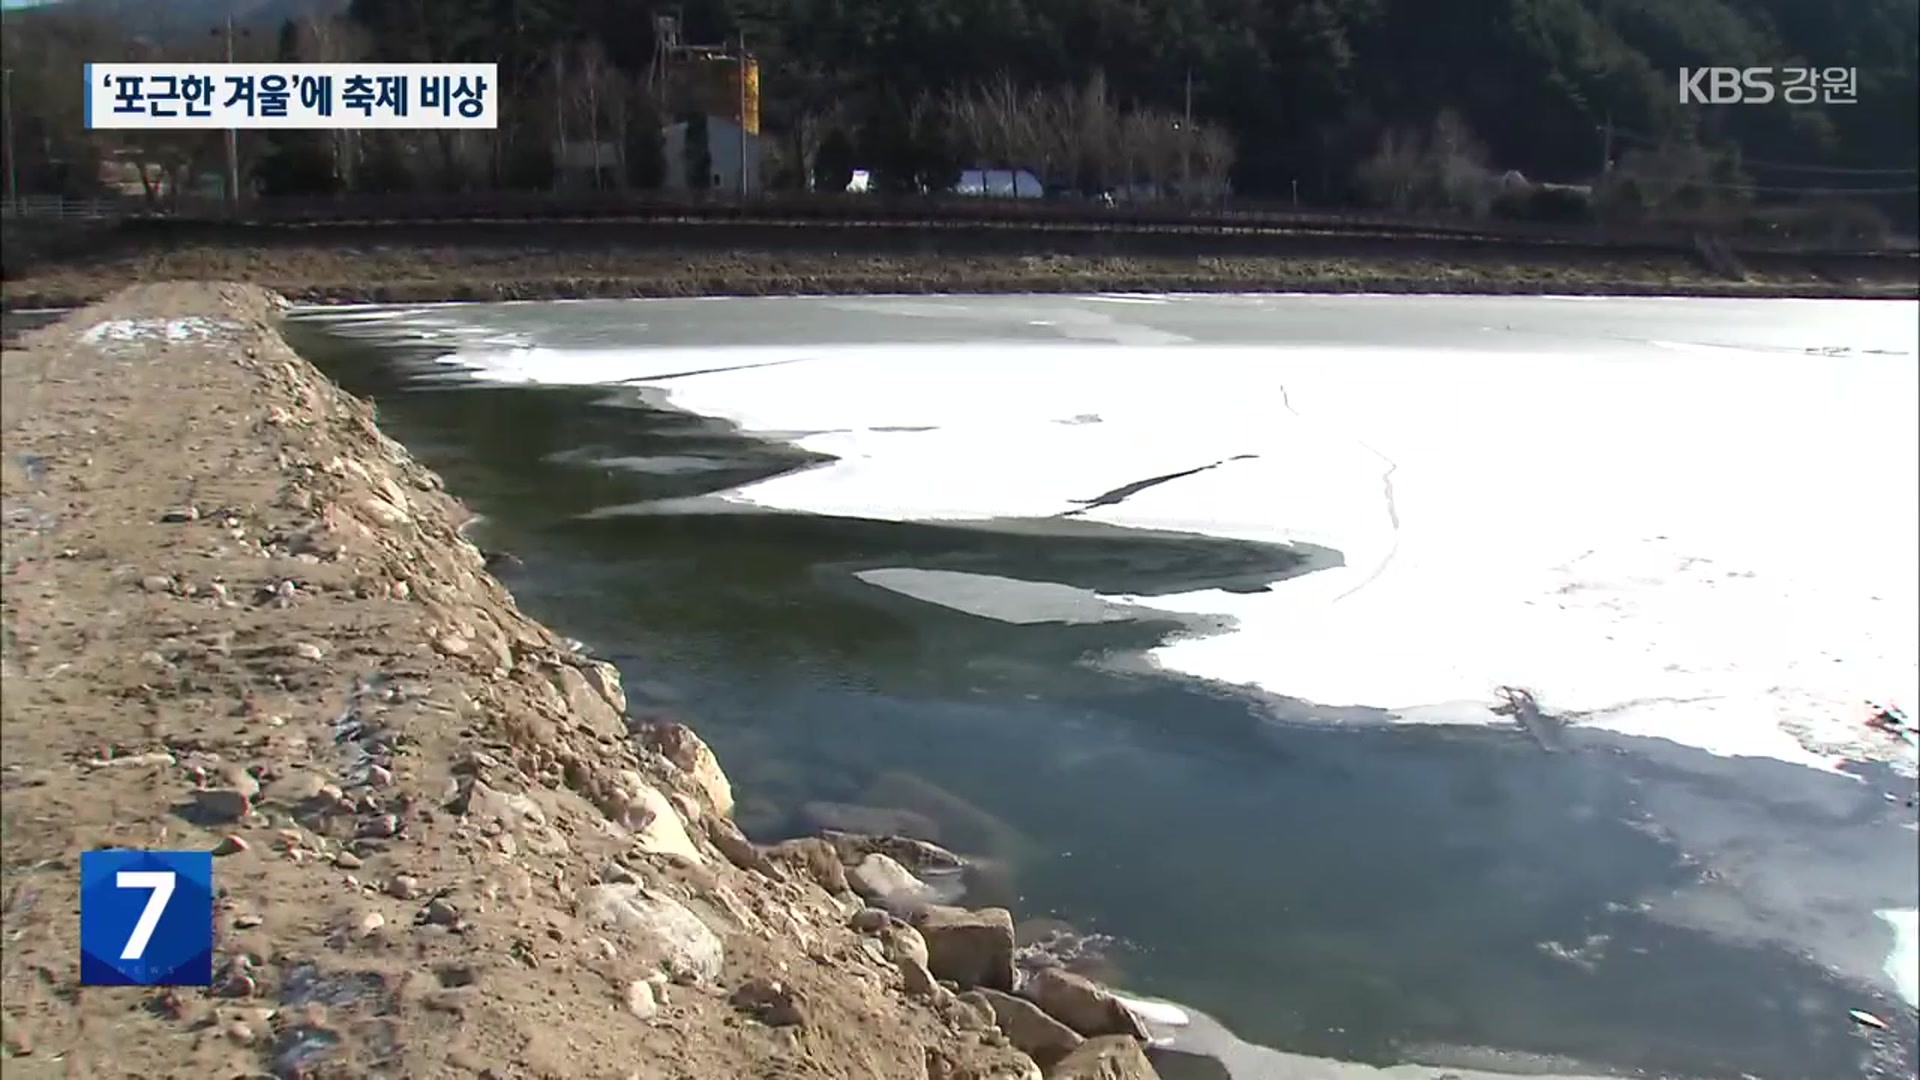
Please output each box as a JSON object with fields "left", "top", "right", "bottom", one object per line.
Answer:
{"left": 3, "top": 0, "right": 1914, "bottom": 233}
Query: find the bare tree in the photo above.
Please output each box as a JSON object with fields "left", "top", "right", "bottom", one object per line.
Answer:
{"left": 610, "top": 71, "right": 632, "bottom": 191}
{"left": 572, "top": 40, "right": 614, "bottom": 190}
{"left": 1193, "top": 124, "right": 1235, "bottom": 202}
{"left": 1065, "top": 72, "right": 1120, "bottom": 193}
{"left": 1117, "top": 109, "right": 1164, "bottom": 196}
{"left": 294, "top": 11, "right": 366, "bottom": 190}
{"left": 1608, "top": 141, "right": 1734, "bottom": 221}
{"left": 1356, "top": 110, "right": 1495, "bottom": 216}
{"left": 945, "top": 73, "right": 1034, "bottom": 195}
{"left": 935, "top": 73, "right": 1230, "bottom": 203}
{"left": 1428, "top": 109, "right": 1492, "bottom": 216}
{"left": 1356, "top": 128, "right": 1424, "bottom": 210}
{"left": 800, "top": 100, "right": 856, "bottom": 191}
{"left": 1025, "top": 83, "right": 1079, "bottom": 190}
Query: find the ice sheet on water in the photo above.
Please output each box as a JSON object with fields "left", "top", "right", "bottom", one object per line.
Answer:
{"left": 1881, "top": 909, "right": 1920, "bottom": 1008}
{"left": 855, "top": 568, "right": 1148, "bottom": 625}
{"left": 1114, "top": 991, "right": 1629, "bottom": 1080}
{"left": 419, "top": 329, "right": 1918, "bottom": 781}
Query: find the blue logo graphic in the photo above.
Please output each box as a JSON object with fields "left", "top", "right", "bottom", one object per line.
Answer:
{"left": 79, "top": 850, "right": 214, "bottom": 987}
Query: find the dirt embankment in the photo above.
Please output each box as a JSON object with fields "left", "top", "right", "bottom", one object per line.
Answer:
{"left": 1, "top": 221, "right": 1914, "bottom": 309}
{"left": 0, "top": 284, "right": 1158, "bottom": 1080}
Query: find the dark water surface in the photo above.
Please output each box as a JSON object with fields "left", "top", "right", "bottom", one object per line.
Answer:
{"left": 281, "top": 300, "right": 1917, "bottom": 1080}
{"left": 1, "top": 308, "right": 69, "bottom": 344}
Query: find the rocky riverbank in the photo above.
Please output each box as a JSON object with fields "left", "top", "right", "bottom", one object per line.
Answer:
{"left": 1, "top": 226, "right": 1915, "bottom": 309}
{"left": 0, "top": 283, "right": 1161, "bottom": 1079}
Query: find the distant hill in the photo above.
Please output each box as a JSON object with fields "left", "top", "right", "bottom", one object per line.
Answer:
{"left": 10, "top": 0, "right": 346, "bottom": 38}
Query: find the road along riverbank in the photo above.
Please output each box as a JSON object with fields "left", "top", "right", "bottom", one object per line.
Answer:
{"left": 1, "top": 221, "right": 1914, "bottom": 310}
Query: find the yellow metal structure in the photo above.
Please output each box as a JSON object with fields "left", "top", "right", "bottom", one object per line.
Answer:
{"left": 743, "top": 58, "right": 760, "bottom": 136}
{"left": 677, "top": 54, "right": 760, "bottom": 135}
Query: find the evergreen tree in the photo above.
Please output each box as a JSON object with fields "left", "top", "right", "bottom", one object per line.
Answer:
{"left": 251, "top": 20, "right": 341, "bottom": 196}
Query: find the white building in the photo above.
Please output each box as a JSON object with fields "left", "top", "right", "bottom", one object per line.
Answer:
{"left": 661, "top": 116, "right": 767, "bottom": 195}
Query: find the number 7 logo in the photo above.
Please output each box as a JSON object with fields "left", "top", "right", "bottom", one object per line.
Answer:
{"left": 80, "top": 851, "right": 213, "bottom": 987}
{"left": 115, "top": 871, "right": 176, "bottom": 960}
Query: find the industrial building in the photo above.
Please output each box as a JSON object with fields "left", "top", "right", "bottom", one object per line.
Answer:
{"left": 650, "top": 20, "right": 768, "bottom": 195}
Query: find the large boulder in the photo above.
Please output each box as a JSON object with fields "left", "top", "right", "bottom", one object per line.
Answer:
{"left": 912, "top": 905, "right": 1016, "bottom": 991}
{"left": 1045, "top": 1036, "right": 1159, "bottom": 1080}
{"left": 1022, "top": 968, "right": 1147, "bottom": 1041}
{"left": 973, "top": 988, "right": 1084, "bottom": 1070}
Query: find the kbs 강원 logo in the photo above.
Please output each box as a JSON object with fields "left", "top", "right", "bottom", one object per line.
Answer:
{"left": 1678, "top": 67, "right": 1859, "bottom": 105}
{"left": 79, "top": 851, "right": 214, "bottom": 987}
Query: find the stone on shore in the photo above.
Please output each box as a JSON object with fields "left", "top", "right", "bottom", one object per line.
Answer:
{"left": 850, "top": 852, "right": 940, "bottom": 914}
{"left": 576, "top": 883, "right": 723, "bottom": 984}
{"left": 613, "top": 774, "right": 705, "bottom": 864}
{"left": 802, "top": 800, "right": 943, "bottom": 842}
{"left": 912, "top": 904, "right": 1016, "bottom": 991}
{"left": 704, "top": 815, "right": 774, "bottom": 875}
{"left": 1022, "top": 968, "right": 1148, "bottom": 1041}
{"left": 730, "top": 976, "right": 807, "bottom": 1026}
{"left": 898, "top": 954, "right": 944, "bottom": 1001}
{"left": 1043, "top": 1036, "right": 1160, "bottom": 1080}
{"left": 626, "top": 979, "right": 660, "bottom": 1020}
{"left": 766, "top": 837, "right": 850, "bottom": 895}
{"left": 973, "top": 988, "right": 1084, "bottom": 1070}
{"left": 863, "top": 771, "right": 1029, "bottom": 857}
{"left": 637, "top": 722, "right": 735, "bottom": 819}
{"left": 579, "top": 658, "right": 627, "bottom": 712}
{"left": 927, "top": 1047, "right": 1045, "bottom": 1080}
{"left": 821, "top": 830, "right": 966, "bottom": 874}
{"left": 552, "top": 663, "right": 625, "bottom": 740}
{"left": 884, "top": 921, "right": 931, "bottom": 969}
{"left": 192, "top": 786, "right": 253, "bottom": 822}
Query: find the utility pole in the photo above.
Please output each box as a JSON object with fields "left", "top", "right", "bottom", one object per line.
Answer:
{"left": 223, "top": 13, "right": 240, "bottom": 213}
{"left": 3, "top": 68, "right": 18, "bottom": 215}
{"left": 1181, "top": 67, "right": 1192, "bottom": 203}
{"left": 737, "top": 33, "right": 749, "bottom": 198}
{"left": 554, "top": 48, "right": 568, "bottom": 192}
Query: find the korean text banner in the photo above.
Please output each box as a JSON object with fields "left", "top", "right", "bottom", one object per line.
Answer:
{"left": 84, "top": 63, "right": 499, "bottom": 130}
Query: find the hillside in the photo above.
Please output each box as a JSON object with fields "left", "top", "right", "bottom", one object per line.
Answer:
{"left": 31, "top": 0, "right": 346, "bottom": 37}
{"left": 1, "top": 0, "right": 1914, "bottom": 227}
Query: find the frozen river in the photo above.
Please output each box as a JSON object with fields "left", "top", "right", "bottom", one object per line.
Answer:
{"left": 287, "top": 293, "right": 1919, "bottom": 1080}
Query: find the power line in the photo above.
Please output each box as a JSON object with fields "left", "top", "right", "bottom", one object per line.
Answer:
{"left": 1678, "top": 179, "right": 1919, "bottom": 195}
{"left": 1611, "top": 126, "right": 1918, "bottom": 176}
